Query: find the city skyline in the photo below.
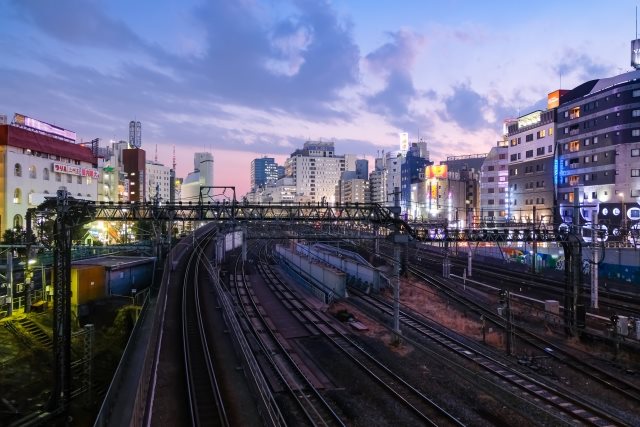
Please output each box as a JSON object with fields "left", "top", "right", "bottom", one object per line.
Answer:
{"left": 1, "top": 0, "right": 638, "bottom": 195}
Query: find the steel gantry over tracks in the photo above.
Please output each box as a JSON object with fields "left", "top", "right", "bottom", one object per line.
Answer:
{"left": 30, "top": 190, "right": 607, "bottom": 416}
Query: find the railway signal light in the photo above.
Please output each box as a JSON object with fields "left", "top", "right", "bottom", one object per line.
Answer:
{"left": 498, "top": 289, "right": 507, "bottom": 305}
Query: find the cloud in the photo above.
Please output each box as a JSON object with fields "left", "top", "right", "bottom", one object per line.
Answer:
{"left": 183, "top": 0, "right": 360, "bottom": 119}
{"left": 364, "top": 30, "right": 426, "bottom": 125}
{"left": 440, "top": 83, "right": 490, "bottom": 130}
{"left": 366, "top": 30, "right": 425, "bottom": 77}
{"left": 10, "top": 0, "right": 146, "bottom": 51}
{"left": 553, "top": 49, "right": 613, "bottom": 83}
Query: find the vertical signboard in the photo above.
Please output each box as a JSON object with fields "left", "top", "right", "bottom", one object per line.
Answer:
{"left": 399, "top": 132, "right": 409, "bottom": 153}
{"left": 632, "top": 39, "right": 640, "bottom": 69}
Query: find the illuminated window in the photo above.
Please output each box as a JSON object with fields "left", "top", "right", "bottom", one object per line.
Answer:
{"left": 569, "top": 175, "right": 580, "bottom": 186}
{"left": 14, "top": 163, "right": 22, "bottom": 177}
{"left": 632, "top": 169, "right": 640, "bottom": 177}
{"left": 568, "top": 192, "right": 575, "bottom": 203}
{"left": 633, "top": 109, "right": 640, "bottom": 117}
{"left": 569, "top": 140, "right": 580, "bottom": 152}
{"left": 632, "top": 148, "right": 640, "bottom": 157}
{"left": 29, "top": 165, "right": 36, "bottom": 179}
{"left": 13, "top": 215, "right": 23, "bottom": 229}
{"left": 633, "top": 129, "right": 640, "bottom": 137}
{"left": 569, "top": 106, "right": 580, "bottom": 119}
{"left": 13, "top": 188, "right": 21, "bottom": 204}
{"left": 536, "top": 130, "right": 546, "bottom": 138}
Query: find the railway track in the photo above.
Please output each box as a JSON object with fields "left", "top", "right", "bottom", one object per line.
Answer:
{"left": 405, "top": 242, "right": 640, "bottom": 319}
{"left": 181, "top": 227, "right": 229, "bottom": 426}
{"left": 405, "top": 262, "right": 640, "bottom": 402}
{"left": 230, "top": 245, "right": 346, "bottom": 427}
{"left": 351, "top": 287, "right": 631, "bottom": 427}
{"left": 257, "top": 249, "right": 465, "bottom": 427}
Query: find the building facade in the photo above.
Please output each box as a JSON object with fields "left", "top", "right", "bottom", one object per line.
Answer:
{"left": 0, "top": 122, "right": 98, "bottom": 234}
{"left": 284, "top": 141, "right": 348, "bottom": 204}
{"left": 250, "top": 157, "right": 279, "bottom": 191}
{"left": 384, "top": 151, "right": 403, "bottom": 207}
{"left": 181, "top": 152, "right": 214, "bottom": 203}
{"left": 369, "top": 157, "right": 387, "bottom": 204}
{"left": 401, "top": 150, "right": 432, "bottom": 219}
{"left": 556, "top": 70, "right": 640, "bottom": 233}
{"left": 336, "top": 171, "right": 370, "bottom": 204}
{"left": 122, "top": 148, "right": 146, "bottom": 203}
{"left": 145, "top": 160, "right": 172, "bottom": 203}
{"left": 505, "top": 108, "right": 556, "bottom": 224}
{"left": 479, "top": 141, "right": 509, "bottom": 224}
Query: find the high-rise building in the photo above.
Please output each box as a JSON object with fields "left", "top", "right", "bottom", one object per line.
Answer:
{"left": 384, "top": 151, "right": 403, "bottom": 207}
{"left": 181, "top": 152, "right": 214, "bottom": 203}
{"left": 401, "top": 149, "right": 432, "bottom": 218}
{"left": 479, "top": 141, "right": 509, "bottom": 224}
{"left": 284, "top": 141, "right": 349, "bottom": 204}
{"left": 145, "top": 160, "right": 171, "bottom": 203}
{"left": 440, "top": 155, "right": 486, "bottom": 224}
{"left": 129, "top": 121, "right": 141, "bottom": 148}
{"left": 336, "top": 170, "right": 370, "bottom": 204}
{"left": 504, "top": 106, "right": 557, "bottom": 224}
{"left": 122, "top": 148, "right": 146, "bottom": 202}
{"left": 369, "top": 157, "right": 387, "bottom": 204}
{"left": 250, "top": 157, "right": 279, "bottom": 190}
{"left": 556, "top": 69, "right": 640, "bottom": 230}
{"left": 355, "top": 159, "right": 369, "bottom": 180}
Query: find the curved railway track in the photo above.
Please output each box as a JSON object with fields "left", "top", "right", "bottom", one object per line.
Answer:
{"left": 181, "top": 227, "right": 229, "bottom": 427}
{"left": 350, "top": 287, "right": 632, "bottom": 426}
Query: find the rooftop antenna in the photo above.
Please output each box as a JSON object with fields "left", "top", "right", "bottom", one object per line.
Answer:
{"left": 172, "top": 145, "right": 176, "bottom": 171}
{"left": 559, "top": 70, "right": 562, "bottom": 90}
{"left": 154, "top": 144, "right": 158, "bottom": 162}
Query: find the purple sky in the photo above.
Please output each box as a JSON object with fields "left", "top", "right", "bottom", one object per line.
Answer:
{"left": 1, "top": 0, "right": 637, "bottom": 195}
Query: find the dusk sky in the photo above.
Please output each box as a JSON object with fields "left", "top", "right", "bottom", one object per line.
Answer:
{"left": 1, "top": 0, "right": 638, "bottom": 196}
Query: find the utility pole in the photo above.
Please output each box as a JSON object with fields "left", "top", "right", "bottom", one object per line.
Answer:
{"left": 393, "top": 242, "right": 401, "bottom": 340}
{"left": 499, "top": 289, "right": 513, "bottom": 356}
{"left": 443, "top": 217, "right": 451, "bottom": 278}
{"left": 532, "top": 205, "right": 537, "bottom": 274}
{"left": 7, "top": 250, "right": 13, "bottom": 317}
{"left": 49, "top": 190, "right": 73, "bottom": 414}
{"left": 591, "top": 209, "right": 599, "bottom": 310}
{"left": 25, "top": 209, "right": 33, "bottom": 313}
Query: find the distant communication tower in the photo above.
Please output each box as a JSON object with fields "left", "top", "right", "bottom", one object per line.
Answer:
{"left": 129, "top": 120, "right": 142, "bottom": 148}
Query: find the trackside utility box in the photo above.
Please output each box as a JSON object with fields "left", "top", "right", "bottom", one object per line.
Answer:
{"left": 544, "top": 300, "right": 559, "bottom": 315}
{"left": 71, "top": 265, "right": 106, "bottom": 306}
